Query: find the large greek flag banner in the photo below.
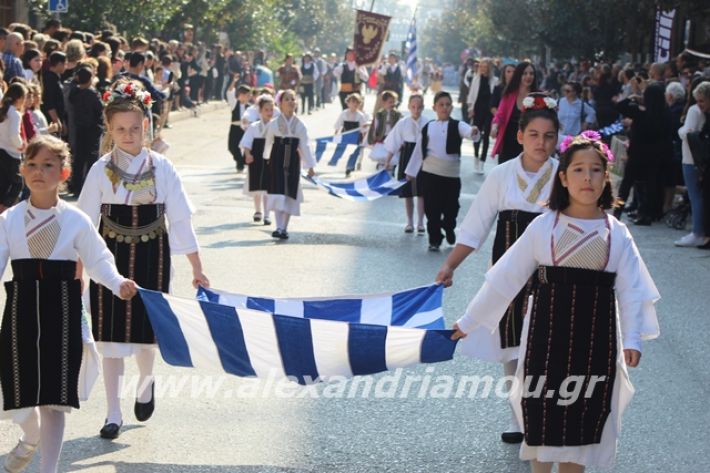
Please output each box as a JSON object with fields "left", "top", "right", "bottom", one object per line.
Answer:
{"left": 197, "top": 284, "right": 444, "bottom": 329}
{"left": 303, "top": 169, "right": 406, "bottom": 201}
{"left": 139, "top": 289, "right": 457, "bottom": 385}
{"left": 314, "top": 128, "right": 361, "bottom": 166}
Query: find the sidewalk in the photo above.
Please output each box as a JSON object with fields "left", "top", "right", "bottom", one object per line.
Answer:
{"left": 167, "top": 100, "right": 228, "bottom": 125}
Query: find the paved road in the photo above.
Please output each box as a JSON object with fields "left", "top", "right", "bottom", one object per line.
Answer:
{"left": 1, "top": 93, "right": 709, "bottom": 472}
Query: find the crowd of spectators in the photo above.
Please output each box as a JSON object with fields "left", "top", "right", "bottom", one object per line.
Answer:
{"left": 456, "top": 53, "right": 710, "bottom": 248}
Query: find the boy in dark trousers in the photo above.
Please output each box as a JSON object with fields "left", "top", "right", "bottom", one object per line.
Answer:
{"left": 227, "top": 81, "right": 253, "bottom": 172}
{"left": 405, "top": 91, "right": 480, "bottom": 251}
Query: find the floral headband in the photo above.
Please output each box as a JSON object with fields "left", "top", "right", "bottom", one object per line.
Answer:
{"left": 522, "top": 95, "right": 556, "bottom": 112}
{"left": 559, "top": 130, "right": 615, "bottom": 162}
{"left": 102, "top": 82, "right": 154, "bottom": 109}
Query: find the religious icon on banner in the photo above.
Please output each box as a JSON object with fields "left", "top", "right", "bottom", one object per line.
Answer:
{"left": 354, "top": 10, "right": 391, "bottom": 66}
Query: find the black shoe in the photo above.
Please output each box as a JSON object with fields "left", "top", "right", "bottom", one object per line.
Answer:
{"left": 134, "top": 382, "right": 155, "bottom": 422}
{"left": 100, "top": 420, "right": 123, "bottom": 439}
{"left": 633, "top": 217, "right": 652, "bottom": 226}
{"left": 627, "top": 211, "right": 638, "bottom": 220}
{"left": 263, "top": 218, "right": 271, "bottom": 226}
{"left": 445, "top": 228, "right": 456, "bottom": 245}
{"left": 501, "top": 432, "right": 524, "bottom": 444}
{"left": 697, "top": 240, "right": 710, "bottom": 249}
{"left": 272, "top": 230, "right": 281, "bottom": 238}
{"left": 278, "top": 230, "right": 289, "bottom": 240}
{"left": 428, "top": 244, "right": 440, "bottom": 251}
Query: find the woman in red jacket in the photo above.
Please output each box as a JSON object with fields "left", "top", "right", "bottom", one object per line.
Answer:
{"left": 490, "top": 61, "right": 538, "bottom": 164}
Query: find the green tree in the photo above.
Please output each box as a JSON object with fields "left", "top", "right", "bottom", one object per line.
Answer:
{"left": 30, "top": 0, "right": 184, "bottom": 38}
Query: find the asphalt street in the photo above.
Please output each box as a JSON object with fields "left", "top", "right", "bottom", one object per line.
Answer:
{"left": 1, "top": 92, "right": 709, "bottom": 472}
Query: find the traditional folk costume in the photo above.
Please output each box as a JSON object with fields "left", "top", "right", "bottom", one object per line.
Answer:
{"left": 333, "top": 61, "right": 369, "bottom": 110}
{"left": 405, "top": 119, "right": 479, "bottom": 248}
{"left": 300, "top": 61, "right": 319, "bottom": 115}
{"left": 245, "top": 103, "right": 280, "bottom": 123}
{"left": 458, "top": 155, "right": 559, "bottom": 362}
{"left": 384, "top": 115, "right": 426, "bottom": 198}
{"left": 77, "top": 148, "right": 198, "bottom": 357}
{"left": 264, "top": 114, "right": 316, "bottom": 220}
{"left": 0, "top": 200, "right": 125, "bottom": 420}
{"left": 334, "top": 109, "right": 369, "bottom": 174}
{"left": 379, "top": 63, "right": 404, "bottom": 101}
{"left": 227, "top": 91, "right": 249, "bottom": 172}
{"left": 457, "top": 212, "right": 660, "bottom": 468}
{"left": 240, "top": 119, "right": 271, "bottom": 198}
{"left": 277, "top": 65, "right": 301, "bottom": 92}
{"left": 367, "top": 109, "right": 402, "bottom": 166}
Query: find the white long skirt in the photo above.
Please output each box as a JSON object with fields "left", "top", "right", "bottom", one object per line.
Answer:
{"left": 265, "top": 187, "right": 304, "bottom": 216}
{"left": 458, "top": 324, "right": 519, "bottom": 363}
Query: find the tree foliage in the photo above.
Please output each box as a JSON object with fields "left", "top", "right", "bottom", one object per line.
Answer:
{"left": 419, "top": 0, "right": 704, "bottom": 63}
{"left": 29, "top": 0, "right": 355, "bottom": 60}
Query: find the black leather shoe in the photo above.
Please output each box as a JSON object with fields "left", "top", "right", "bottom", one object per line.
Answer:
{"left": 100, "top": 420, "right": 122, "bottom": 439}
{"left": 134, "top": 382, "right": 155, "bottom": 422}
{"left": 501, "top": 431, "right": 524, "bottom": 444}
{"left": 445, "top": 228, "right": 456, "bottom": 245}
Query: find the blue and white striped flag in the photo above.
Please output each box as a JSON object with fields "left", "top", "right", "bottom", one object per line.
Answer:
{"left": 302, "top": 169, "right": 406, "bottom": 201}
{"left": 139, "top": 289, "right": 458, "bottom": 385}
{"left": 314, "top": 128, "right": 362, "bottom": 166}
{"left": 197, "top": 284, "right": 445, "bottom": 329}
{"left": 405, "top": 15, "right": 417, "bottom": 85}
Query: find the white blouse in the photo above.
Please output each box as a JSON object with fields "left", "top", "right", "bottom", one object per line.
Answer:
{"left": 456, "top": 211, "right": 660, "bottom": 353}
{"left": 383, "top": 116, "right": 425, "bottom": 156}
{"left": 678, "top": 104, "right": 706, "bottom": 165}
{"left": 77, "top": 148, "right": 199, "bottom": 255}
{"left": 239, "top": 119, "right": 269, "bottom": 151}
{"left": 334, "top": 109, "right": 369, "bottom": 133}
{"left": 458, "top": 155, "right": 559, "bottom": 250}
{"left": 0, "top": 200, "right": 125, "bottom": 295}
{"left": 0, "top": 105, "right": 23, "bottom": 159}
{"left": 405, "top": 119, "right": 479, "bottom": 177}
{"left": 263, "top": 115, "right": 316, "bottom": 169}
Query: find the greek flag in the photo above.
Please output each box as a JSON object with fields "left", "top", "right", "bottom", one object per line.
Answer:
{"left": 314, "top": 128, "right": 362, "bottom": 166}
{"left": 302, "top": 169, "right": 406, "bottom": 201}
{"left": 405, "top": 15, "right": 417, "bottom": 85}
{"left": 139, "top": 289, "right": 457, "bottom": 385}
{"left": 197, "top": 284, "right": 445, "bottom": 329}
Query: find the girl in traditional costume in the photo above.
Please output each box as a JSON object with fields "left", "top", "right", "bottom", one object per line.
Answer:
{"left": 77, "top": 80, "right": 209, "bottom": 440}
{"left": 263, "top": 89, "right": 316, "bottom": 240}
{"left": 437, "top": 93, "right": 560, "bottom": 443}
{"left": 1, "top": 135, "right": 136, "bottom": 473}
{"left": 384, "top": 93, "right": 426, "bottom": 233}
{"left": 334, "top": 93, "right": 369, "bottom": 177}
{"left": 452, "top": 132, "right": 660, "bottom": 472}
{"left": 240, "top": 94, "right": 275, "bottom": 225}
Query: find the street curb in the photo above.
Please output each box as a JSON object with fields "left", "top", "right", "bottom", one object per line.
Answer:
{"left": 167, "top": 100, "right": 228, "bottom": 123}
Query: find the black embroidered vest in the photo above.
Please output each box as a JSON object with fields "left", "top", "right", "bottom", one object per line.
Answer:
{"left": 421, "top": 119, "right": 462, "bottom": 158}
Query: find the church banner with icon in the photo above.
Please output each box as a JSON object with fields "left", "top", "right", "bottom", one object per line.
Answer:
{"left": 354, "top": 10, "right": 391, "bottom": 66}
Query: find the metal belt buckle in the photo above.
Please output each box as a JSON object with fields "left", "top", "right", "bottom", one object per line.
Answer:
{"left": 537, "top": 266, "right": 547, "bottom": 284}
